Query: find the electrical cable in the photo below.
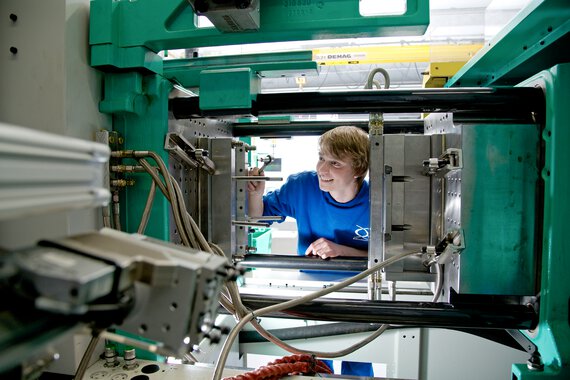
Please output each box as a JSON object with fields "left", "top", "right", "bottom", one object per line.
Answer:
{"left": 365, "top": 67, "right": 390, "bottom": 89}
{"left": 138, "top": 159, "right": 168, "bottom": 196}
{"left": 222, "top": 278, "right": 393, "bottom": 367}
{"left": 141, "top": 152, "right": 190, "bottom": 246}
{"left": 250, "top": 318, "right": 389, "bottom": 359}
{"left": 137, "top": 180, "right": 156, "bottom": 234}
{"left": 118, "top": 149, "right": 415, "bottom": 374}
{"left": 169, "top": 173, "right": 200, "bottom": 248}
{"left": 138, "top": 152, "right": 405, "bottom": 367}
{"left": 223, "top": 354, "right": 332, "bottom": 380}
{"left": 138, "top": 158, "right": 191, "bottom": 246}
{"left": 212, "top": 250, "right": 420, "bottom": 380}
{"left": 432, "top": 263, "right": 443, "bottom": 302}
{"left": 74, "top": 330, "right": 102, "bottom": 380}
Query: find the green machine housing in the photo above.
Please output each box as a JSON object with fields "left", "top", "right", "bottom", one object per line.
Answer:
{"left": 89, "top": 0, "right": 570, "bottom": 378}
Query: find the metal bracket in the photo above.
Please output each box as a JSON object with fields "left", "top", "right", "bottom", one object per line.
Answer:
{"left": 165, "top": 132, "right": 216, "bottom": 175}
{"left": 435, "top": 229, "right": 465, "bottom": 264}
{"left": 506, "top": 330, "right": 544, "bottom": 372}
{"left": 423, "top": 148, "right": 463, "bottom": 175}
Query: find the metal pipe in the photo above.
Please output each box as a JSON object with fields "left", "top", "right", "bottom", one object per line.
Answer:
{"left": 253, "top": 88, "right": 543, "bottom": 116}
{"left": 238, "top": 295, "right": 538, "bottom": 330}
{"left": 232, "top": 176, "right": 283, "bottom": 181}
{"left": 240, "top": 322, "right": 385, "bottom": 343}
{"left": 368, "top": 114, "right": 385, "bottom": 300}
{"left": 238, "top": 323, "right": 527, "bottom": 352}
{"left": 365, "top": 68, "right": 390, "bottom": 89}
{"left": 170, "top": 87, "right": 544, "bottom": 122}
{"left": 232, "top": 221, "right": 270, "bottom": 227}
{"left": 231, "top": 120, "right": 425, "bottom": 137}
{"left": 238, "top": 254, "right": 367, "bottom": 272}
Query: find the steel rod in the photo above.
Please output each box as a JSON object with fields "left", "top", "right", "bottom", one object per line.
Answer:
{"left": 238, "top": 254, "right": 368, "bottom": 272}
{"left": 253, "top": 88, "right": 544, "bottom": 115}
{"left": 231, "top": 120, "right": 425, "bottom": 137}
{"left": 238, "top": 295, "right": 537, "bottom": 330}
{"left": 170, "top": 87, "right": 544, "bottom": 122}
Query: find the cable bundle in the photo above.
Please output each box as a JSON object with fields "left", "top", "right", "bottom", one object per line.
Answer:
{"left": 107, "top": 150, "right": 435, "bottom": 380}
{"left": 223, "top": 354, "right": 332, "bottom": 380}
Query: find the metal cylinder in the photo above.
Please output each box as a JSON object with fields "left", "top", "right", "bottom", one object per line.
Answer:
{"left": 170, "top": 87, "right": 544, "bottom": 123}
{"left": 238, "top": 254, "right": 367, "bottom": 272}
{"left": 239, "top": 295, "right": 538, "bottom": 330}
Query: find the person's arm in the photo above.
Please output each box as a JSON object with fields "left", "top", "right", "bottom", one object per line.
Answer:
{"left": 304, "top": 238, "right": 367, "bottom": 259}
{"left": 247, "top": 167, "right": 265, "bottom": 216}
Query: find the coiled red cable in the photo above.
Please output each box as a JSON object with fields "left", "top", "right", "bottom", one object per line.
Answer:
{"left": 223, "top": 354, "right": 333, "bottom": 380}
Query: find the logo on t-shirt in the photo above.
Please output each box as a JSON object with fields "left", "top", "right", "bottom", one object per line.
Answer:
{"left": 353, "top": 225, "right": 370, "bottom": 241}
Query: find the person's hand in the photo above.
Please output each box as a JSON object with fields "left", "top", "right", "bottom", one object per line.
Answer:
{"left": 305, "top": 238, "right": 343, "bottom": 259}
{"left": 305, "top": 238, "right": 368, "bottom": 259}
{"left": 247, "top": 167, "right": 266, "bottom": 196}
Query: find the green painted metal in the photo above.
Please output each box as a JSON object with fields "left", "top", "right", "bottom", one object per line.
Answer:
{"left": 511, "top": 64, "right": 570, "bottom": 380}
{"left": 446, "top": 0, "right": 570, "bottom": 87}
{"left": 90, "top": 0, "right": 429, "bottom": 70}
{"left": 199, "top": 68, "right": 260, "bottom": 111}
{"left": 100, "top": 72, "right": 149, "bottom": 115}
{"left": 459, "top": 123, "right": 538, "bottom": 295}
{"left": 91, "top": 45, "right": 164, "bottom": 74}
{"left": 163, "top": 51, "right": 319, "bottom": 87}
{"left": 102, "top": 72, "right": 173, "bottom": 240}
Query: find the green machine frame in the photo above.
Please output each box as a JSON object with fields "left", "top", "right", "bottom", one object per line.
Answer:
{"left": 90, "top": 0, "right": 429, "bottom": 239}
{"left": 90, "top": 0, "right": 569, "bottom": 378}
{"left": 446, "top": 0, "right": 569, "bottom": 378}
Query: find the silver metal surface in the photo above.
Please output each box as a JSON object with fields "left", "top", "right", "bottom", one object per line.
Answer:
{"left": 445, "top": 171, "right": 462, "bottom": 233}
{"left": 13, "top": 246, "right": 114, "bottom": 311}
{"left": 234, "top": 141, "right": 248, "bottom": 256}
{"left": 84, "top": 354, "right": 246, "bottom": 380}
{"left": 168, "top": 116, "right": 232, "bottom": 249}
{"left": 49, "top": 228, "right": 229, "bottom": 356}
{"left": 368, "top": 115, "right": 385, "bottom": 300}
{"left": 382, "top": 134, "right": 404, "bottom": 276}
{"left": 382, "top": 134, "right": 432, "bottom": 282}
{"left": 425, "top": 112, "right": 538, "bottom": 298}
{"left": 165, "top": 132, "right": 216, "bottom": 174}
{"left": 232, "top": 176, "right": 283, "bottom": 181}
{"left": 425, "top": 113, "right": 463, "bottom": 300}
{"left": 210, "top": 138, "right": 235, "bottom": 259}
{"left": 0, "top": 123, "right": 111, "bottom": 221}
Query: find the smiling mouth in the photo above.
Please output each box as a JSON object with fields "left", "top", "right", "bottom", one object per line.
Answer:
{"left": 319, "top": 177, "right": 333, "bottom": 183}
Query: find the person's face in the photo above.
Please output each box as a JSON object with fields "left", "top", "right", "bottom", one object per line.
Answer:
{"left": 316, "top": 151, "right": 358, "bottom": 194}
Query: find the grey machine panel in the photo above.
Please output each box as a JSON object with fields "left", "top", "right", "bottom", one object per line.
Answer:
{"left": 382, "top": 134, "right": 432, "bottom": 282}
{"left": 425, "top": 113, "right": 539, "bottom": 298}
{"left": 168, "top": 116, "right": 233, "bottom": 252}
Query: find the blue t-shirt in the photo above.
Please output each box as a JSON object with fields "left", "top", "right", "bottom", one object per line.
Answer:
{"left": 262, "top": 171, "right": 370, "bottom": 255}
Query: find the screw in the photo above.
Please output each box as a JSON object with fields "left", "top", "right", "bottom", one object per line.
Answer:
{"left": 527, "top": 353, "right": 544, "bottom": 371}
{"left": 10, "top": 13, "right": 18, "bottom": 22}
{"left": 10, "top": 46, "right": 18, "bottom": 54}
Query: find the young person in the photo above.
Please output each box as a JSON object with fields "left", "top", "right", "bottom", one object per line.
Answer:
{"left": 247, "top": 125, "right": 373, "bottom": 376}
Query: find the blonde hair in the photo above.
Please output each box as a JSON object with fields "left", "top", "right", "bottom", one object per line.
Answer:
{"left": 319, "top": 126, "right": 369, "bottom": 185}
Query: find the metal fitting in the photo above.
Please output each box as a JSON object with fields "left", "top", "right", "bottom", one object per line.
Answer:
{"left": 123, "top": 348, "right": 138, "bottom": 370}
{"left": 103, "top": 346, "right": 120, "bottom": 368}
{"left": 111, "top": 179, "right": 135, "bottom": 187}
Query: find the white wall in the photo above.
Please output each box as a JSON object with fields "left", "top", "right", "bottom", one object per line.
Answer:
{"left": 0, "top": 0, "right": 111, "bottom": 250}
